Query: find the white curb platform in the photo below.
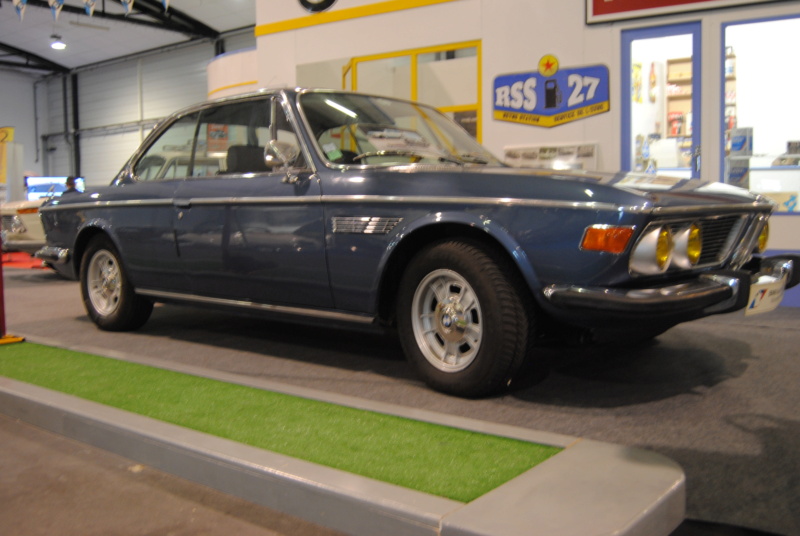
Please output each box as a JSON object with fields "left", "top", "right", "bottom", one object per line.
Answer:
{"left": 0, "top": 338, "right": 685, "bottom": 536}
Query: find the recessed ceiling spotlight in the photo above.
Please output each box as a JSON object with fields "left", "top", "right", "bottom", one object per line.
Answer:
{"left": 50, "top": 34, "right": 66, "bottom": 50}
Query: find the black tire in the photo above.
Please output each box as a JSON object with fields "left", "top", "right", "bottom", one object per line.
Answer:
{"left": 396, "top": 240, "right": 532, "bottom": 397}
{"left": 80, "top": 235, "right": 153, "bottom": 331}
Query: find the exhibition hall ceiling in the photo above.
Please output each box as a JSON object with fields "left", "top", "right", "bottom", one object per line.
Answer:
{"left": 0, "top": 0, "right": 256, "bottom": 74}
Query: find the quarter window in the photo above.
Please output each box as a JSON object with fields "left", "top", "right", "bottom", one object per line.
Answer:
{"left": 133, "top": 113, "right": 201, "bottom": 181}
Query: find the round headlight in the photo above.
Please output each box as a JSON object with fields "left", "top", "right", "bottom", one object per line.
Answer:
{"left": 630, "top": 225, "right": 674, "bottom": 275}
{"left": 10, "top": 215, "right": 27, "bottom": 234}
{"left": 656, "top": 227, "right": 674, "bottom": 270}
{"left": 757, "top": 222, "right": 769, "bottom": 253}
{"left": 673, "top": 223, "right": 703, "bottom": 268}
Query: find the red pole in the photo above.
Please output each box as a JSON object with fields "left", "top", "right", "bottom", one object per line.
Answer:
{"left": 0, "top": 249, "right": 25, "bottom": 344}
{"left": 0, "top": 250, "right": 6, "bottom": 336}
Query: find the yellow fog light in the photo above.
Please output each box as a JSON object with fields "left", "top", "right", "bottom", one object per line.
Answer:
{"left": 757, "top": 222, "right": 769, "bottom": 253}
{"left": 655, "top": 227, "right": 673, "bottom": 270}
{"left": 673, "top": 223, "right": 703, "bottom": 268}
{"left": 630, "top": 225, "right": 674, "bottom": 275}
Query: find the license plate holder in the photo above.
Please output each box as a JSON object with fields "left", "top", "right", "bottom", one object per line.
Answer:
{"left": 745, "top": 274, "right": 787, "bottom": 316}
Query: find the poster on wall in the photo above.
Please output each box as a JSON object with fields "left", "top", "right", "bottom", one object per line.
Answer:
{"left": 504, "top": 143, "right": 598, "bottom": 171}
{"left": 0, "top": 127, "right": 14, "bottom": 185}
{"left": 586, "top": 0, "right": 791, "bottom": 24}
{"left": 493, "top": 55, "right": 610, "bottom": 128}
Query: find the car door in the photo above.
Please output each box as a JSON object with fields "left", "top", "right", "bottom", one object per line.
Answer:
{"left": 109, "top": 113, "right": 201, "bottom": 293}
{"left": 173, "top": 96, "right": 332, "bottom": 309}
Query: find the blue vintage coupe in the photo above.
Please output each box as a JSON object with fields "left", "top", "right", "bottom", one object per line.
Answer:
{"left": 38, "top": 88, "right": 799, "bottom": 396}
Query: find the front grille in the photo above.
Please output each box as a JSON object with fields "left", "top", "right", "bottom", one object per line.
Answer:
{"left": 1, "top": 215, "right": 14, "bottom": 232}
{"left": 666, "top": 214, "right": 745, "bottom": 267}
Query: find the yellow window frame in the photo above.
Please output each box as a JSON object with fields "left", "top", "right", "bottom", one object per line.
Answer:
{"left": 342, "top": 40, "right": 483, "bottom": 142}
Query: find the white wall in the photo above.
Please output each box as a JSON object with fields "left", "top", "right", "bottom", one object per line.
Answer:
{"left": 254, "top": 0, "right": 619, "bottom": 166}
{"left": 39, "top": 42, "right": 215, "bottom": 186}
{"left": 0, "top": 29, "right": 257, "bottom": 193}
{"left": 253, "top": 0, "right": 800, "bottom": 178}
{"left": 0, "top": 71, "right": 46, "bottom": 179}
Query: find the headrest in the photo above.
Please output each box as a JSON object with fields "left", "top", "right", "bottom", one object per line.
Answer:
{"left": 226, "top": 145, "right": 269, "bottom": 173}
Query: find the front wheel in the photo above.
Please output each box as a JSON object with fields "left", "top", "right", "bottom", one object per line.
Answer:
{"left": 80, "top": 236, "right": 153, "bottom": 331}
{"left": 397, "top": 240, "right": 533, "bottom": 397}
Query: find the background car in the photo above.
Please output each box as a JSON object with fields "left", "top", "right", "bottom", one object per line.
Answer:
{"left": 37, "top": 88, "right": 799, "bottom": 397}
{"left": 1, "top": 198, "right": 48, "bottom": 255}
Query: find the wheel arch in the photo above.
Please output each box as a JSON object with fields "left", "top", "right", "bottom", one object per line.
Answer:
{"left": 376, "top": 216, "right": 541, "bottom": 326}
{"left": 71, "top": 223, "right": 118, "bottom": 279}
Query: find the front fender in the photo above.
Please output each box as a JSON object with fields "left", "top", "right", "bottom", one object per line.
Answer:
{"left": 71, "top": 218, "right": 119, "bottom": 276}
{"left": 373, "top": 210, "right": 543, "bottom": 319}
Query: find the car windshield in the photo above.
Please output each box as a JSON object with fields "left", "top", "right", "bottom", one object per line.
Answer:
{"left": 298, "top": 91, "right": 501, "bottom": 167}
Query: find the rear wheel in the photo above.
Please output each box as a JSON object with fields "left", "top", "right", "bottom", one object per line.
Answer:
{"left": 397, "top": 240, "right": 532, "bottom": 397}
{"left": 80, "top": 236, "right": 153, "bottom": 331}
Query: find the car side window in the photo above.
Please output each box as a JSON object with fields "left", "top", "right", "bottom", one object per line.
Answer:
{"left": 132, "top": 100, "right": 306, "bottom": 181}
{"left": 200, "top": 98, "right": 305, "bottom": 175}
{"left": 133, "top": 113, "right": 199, "bottom": 181}
{"left": 133, "top": 113, "right": 201, "bottom": 181}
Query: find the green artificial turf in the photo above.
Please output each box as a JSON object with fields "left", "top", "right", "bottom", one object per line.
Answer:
{"left": 0, "top": 342, "right": 561, "bottom": 502}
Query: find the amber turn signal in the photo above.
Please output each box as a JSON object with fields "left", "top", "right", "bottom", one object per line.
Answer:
{"left": 581, "top": 226, "right": 635, "bottom": 254}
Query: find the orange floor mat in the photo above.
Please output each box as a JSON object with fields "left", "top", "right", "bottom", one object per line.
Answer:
{"left": 1, "top": 252, "right": 47, "bottom": 270}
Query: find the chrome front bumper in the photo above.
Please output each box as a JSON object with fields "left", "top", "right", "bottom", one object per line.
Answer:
{"left": 2, "top": 232, "right": 46, "bottom": 255}
{"left": 542, "top": 255, "right": 799, "bottom": 323}
{"left": 34, "top": 246, "right": 71, "bottom": 265}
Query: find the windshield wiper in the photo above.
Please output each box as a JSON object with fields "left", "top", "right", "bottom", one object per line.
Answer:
{"left": 457, "top": 153, "right": 492, "bottom": 164}
{"left": 352, "top": 150, "right": 463, "bottom": 165}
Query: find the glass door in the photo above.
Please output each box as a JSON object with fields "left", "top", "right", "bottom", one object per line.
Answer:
{"left": 724, "top": 16, "right": 800, "bottom": 212}
{"left": 622, "top": 23, "right": 701, "bottom": 178}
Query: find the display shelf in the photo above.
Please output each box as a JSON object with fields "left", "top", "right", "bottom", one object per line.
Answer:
{"left": 666, "top": 57, "right": 693, "bottom": 137}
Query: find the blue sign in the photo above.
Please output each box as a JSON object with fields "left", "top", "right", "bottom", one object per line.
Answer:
{"left": 493, "top": 60, "right": 610, "bottom": 128}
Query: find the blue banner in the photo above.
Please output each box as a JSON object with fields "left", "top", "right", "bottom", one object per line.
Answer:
{"left": 493, "top": 63, "right": 610, "bottom": 128}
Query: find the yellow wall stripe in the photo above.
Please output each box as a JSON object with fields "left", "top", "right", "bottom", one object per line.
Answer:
{"left": 208, "top": 80, "right": 259, "bottom": 98}
{"left": 255, "top": 0, "right": 460, "bottom": 36}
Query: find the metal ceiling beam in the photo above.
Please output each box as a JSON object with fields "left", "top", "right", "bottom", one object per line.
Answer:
{"left": 19, "top": 0, "right": 220, "bottom": 39}
{"left": 0, "top": 42, "right": 69, "bottom": 73}
{"left": 114, "top": 0, "right": 220, "bottom": 39}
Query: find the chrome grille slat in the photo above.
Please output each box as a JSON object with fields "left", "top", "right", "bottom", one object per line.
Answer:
{"left": 332, "top": 216, "right": 403, "bottom": 235}
{"left": 698, "top": 215, "right": 744, "bottom": 265}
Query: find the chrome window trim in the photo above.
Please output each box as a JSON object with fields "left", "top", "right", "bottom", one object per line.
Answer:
{"left": 136, "top": 288, "right": 375, "bottom": 325}
{"left": 651, "top": 203, "right": 772, "bottom": 216}
{"left": 40, "top": 199, "right": 175, "bottom": 212}
{"left": 39, "top": 194, "right": 775, "bottom": 216}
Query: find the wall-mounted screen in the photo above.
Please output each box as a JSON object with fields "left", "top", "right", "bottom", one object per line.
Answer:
{"left": 25, "top": 176, "right": 85, "bottom": 201}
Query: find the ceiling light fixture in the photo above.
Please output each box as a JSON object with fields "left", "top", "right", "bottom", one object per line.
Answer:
{"left": 50, "top": 34, "right": 66, "bottom": 50}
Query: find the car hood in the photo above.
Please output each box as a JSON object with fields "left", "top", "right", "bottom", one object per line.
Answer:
{"left": 475, "top": 166, "right": 767, "bottom": 209}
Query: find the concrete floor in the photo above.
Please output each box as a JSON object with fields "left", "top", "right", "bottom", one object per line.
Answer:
{"left": 0, "top": 413, "right": 345, "bottom": 536}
